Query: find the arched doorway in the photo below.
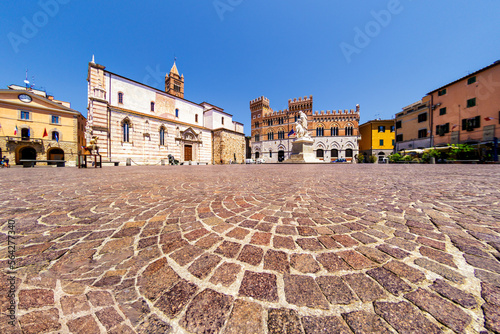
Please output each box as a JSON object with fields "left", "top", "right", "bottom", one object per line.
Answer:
{"left": 316, "top": 149, "right": 324, "bottom": 159}
{"left": 48, "top": 148, "right": 65, "bottom": 165}
{"left": 278, "top": 150, "right": 285, "bottom": 162}
{"left": 378, "top": 152, "right": 385, "bottom": 162}
{"left": 255, "top": 152, "right": 260, "bottom": 159}
{"left": 18, "top": 146, "right": 37, "bottom": 165}
{"left": 345, "top": 149, "right": 353, "bottom": 158}
{"left": 331, "top": 149, "right": 339, "bottom": 158}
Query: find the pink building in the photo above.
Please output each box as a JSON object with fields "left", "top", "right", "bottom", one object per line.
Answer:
{"left": 428, "top": 60, "right": 500, "bottom": 149}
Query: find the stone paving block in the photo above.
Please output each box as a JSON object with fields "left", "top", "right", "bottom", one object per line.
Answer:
{"left": 387, "top": 237, "right": 418, "bottom": 251}
{"left": 394, "top": 230, "right": 416, "bottom": 240}
{"left": 250, "top": 231, "right": 272, "bottom": 246}
{"left": 332, "top": 235, "right": 359, "bottom": 247}
{"left": 67, "top": 314, "right": 101, "bottom": 334}
{"left": 342, "top": 310, "right": 392, "bottom": 334}
{"left": 155, "top": 279, "right": 198, "bottom": 318}
{"left": 297, "top": 226, "right": 318, "bottom": 236}
{"left": 420, "top": 246, "right": 457, "bottom": 268}
{"left": 195, "top": 233, "right": 223, "bottom": 249}
{"left": 481, "top": 282, "right": 500, "bottom": 305}
{"left": 337, "top": 250, "right": 377, "bottom": 270}
{"left": 356, "top": 246, "right": 390, "bottom": 264}
{"left": 405, "top": 288, "right": 471, "bottom": 333}
{"left": 276, "top": 225, "right": 298, "bottom": 235}
{"left": 351, "top": 232, "right": 377, "bottom": 244}
{"left": 414, "top": 258, "right": 465, "bottom": 283}
{"left": 188, "top": 254, "right": 222, "bottom": 279}
{"left": 284, "top": 275, "right": 329, "bottom": 310}
{"left": 264, "top": 249, "right": 290, "bottom": 274}
{"left": 417, "top": 236, "right": 446, "bottom": 251}
{"left": 184, "top": 228, "right": 210, "bottom": 241}
{"left": 95, "top": 307, "right": 124, "bottom": 330}
{"left": 60, "top": 295, "right": 90, "bottom": 315}
{"left": 180, "top": 289, "right": 233, "bottom": 334}
{"left": 301, "top": 315, "right": 352, "bottom": 334}
{"left": 170, "top": 245, "right": 204, "bottom": 266}
{"left": 342, "top": 273, "right": 386, "bottom": 302}
{"left": 367, "top": 267, "right": 412, "bottom": 296}
{"left": 317, "top": 236, "right": 342, "bottom": 249}
{"left": 291, "top": 254, "right": 321, "bottom": 273}
{"left": 316, "top": 252, "right": 350, "bottom": 273}
{"left": 18, "top": 308, "right": 61, "bottom": 334}
{"left": 429, "top": 280, "right": 478, "bottom": 310}
{"left": 296, "top": 238, "right": 324, "bottom": 251}
{"left": 215, "top": 241, "right": 242, "bottom": 258}
{"left": 210, "top": 262, "right": 242, "bottom": 287}
{"left": 374, "top": 301, "right": 443, "bottom": 334}
{"left": 383, "top": 260, "right": 426, "bottom": 283}
{"left": 376, "top": 244, "right": 410, "bottom": 259}
{"left": 465, "top": 253, "right": 500, "bottom": 274}
{"left": 482, "top": 303, "right": 500, "bottom": 333}
{"left": 86, "top": 290, "right": 114, "bottom": 307}
{"left": 475, "top": 269, "right": 500, "bottom": 287}
{"left": 18, "top": 289, "right": 54, "bottom": 310}
{"left": 224, "top": 299, "right": 263, "bottom": 334}
{"left": 139, "top": 257, "right": 180, "bottom": 301}
{"left": 119, "top": 298, "right": 150, "bottom": 326}
{"left": 239, "top": 271, "right": 278, "bottom": 302}
{"left": 316, "top": 276, "right": 356, "bottom": 305}
{"left": 268, "top": 308, "right": 304, "bottom": 334}
{"left": 226, "top": 227, "right": 251, "bottom": 240}
{"left": 238, "top": 244, "right": 264, "bottom": 266}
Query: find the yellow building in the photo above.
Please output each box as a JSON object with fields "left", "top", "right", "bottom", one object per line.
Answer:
{"left": 0, "top": 86, "right": 86, "bottom": 166}
{"left": 359, "top": 119, "right": 395, "bottom": 162}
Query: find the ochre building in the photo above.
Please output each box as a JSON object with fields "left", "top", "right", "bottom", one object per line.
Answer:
{"left": 250, "top": 96, "right": 360, "bottom": 162}
{"left": 0, "top": 85, "right": 86, "bottom": 166}
{"left": 87, "top": 58, "right": 244, "bottom": 165}
{"left": 359, "top": 119, "right": 395, "bottom": 162}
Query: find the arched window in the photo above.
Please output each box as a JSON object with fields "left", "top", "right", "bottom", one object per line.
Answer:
{"left": 52, "top": 131, "right": 59, "bottom": 141}
{"left": 159, "top": 127, "right": 165, "bottom": 146}
{"left": 150, "top": 102, "right": 155, "bottom": 112}
{"left": 175, "top": 109, "right": 179, "bottom": 118}
{"left": 118, "top": 92, "right": 124, "bottom": 104}
{"left": 123, "top": 119, "right": 130, "bottom": 142}
{"left": 267, "top": 131, "right": 274, "bottom": 141}
{"left": 345, "top": 126, "right": 353, "bottom": 136}
{"left": 255, "top": 133, "right": 260, "bottom": 142}
{"left": 278, "top": 130, "right": 285, "bottom": 139}
{"left": 21, "top": 128, "right": 30, "bottom": 139}
{"left": 331, "top": 149, "right": 339, "bottom": 158}
{"left": 195, "top": 114, "right": 198, "bottom": 123}
{"left": 331, "top": 126, "right": 339, "bottom": 136}
{"left": 316, "top": 149, "right": 324, "bottom": 158}
{"left": 316, "top": 127, "right": 324, "bottom": 137}
{"left": 345, "top": 149, "right": 353, "bottom": 157}
{"left": 269, "top": 149, "right": 272, "bottom": 158}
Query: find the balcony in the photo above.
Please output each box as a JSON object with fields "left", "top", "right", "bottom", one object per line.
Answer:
{"left": 6, "top": 136, "right": 43, "bottom": 144}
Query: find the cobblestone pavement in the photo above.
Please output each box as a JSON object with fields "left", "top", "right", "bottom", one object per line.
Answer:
{"left": 1, "top": 164, "right": 500, "bottom": 334}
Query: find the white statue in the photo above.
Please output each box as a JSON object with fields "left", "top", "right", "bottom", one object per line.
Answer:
{"left": 295, "top": 111, "right": 312, "bottom": 140}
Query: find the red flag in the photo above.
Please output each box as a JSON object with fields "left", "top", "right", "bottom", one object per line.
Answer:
{"left": 484, "top": 117, "right": 495, "bottom": 121}
{"left": 43, "top": 128, "right": 48, "bottom": 137}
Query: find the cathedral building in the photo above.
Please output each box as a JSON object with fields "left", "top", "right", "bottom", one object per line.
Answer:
{"left": 250, "top": 96, "right": 360, "bottom": 162}
{"left": 86, "top": 58, "right": 244, "bottom": 165}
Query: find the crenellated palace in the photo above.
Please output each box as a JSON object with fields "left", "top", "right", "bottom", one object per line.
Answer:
{"left": 250, "top": 96, "right": 360, "bottom": 162}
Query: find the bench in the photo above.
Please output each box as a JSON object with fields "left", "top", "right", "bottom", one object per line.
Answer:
{"left": 101, "top": 161, "right": 120, "bottom": 166}
{"left": 20, "top": 160, "right": 65, "bottom": 168}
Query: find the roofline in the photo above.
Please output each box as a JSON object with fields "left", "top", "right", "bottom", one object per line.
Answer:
{"left": 0, "top": 89, "right": 82, "bottom": 115}
{"left": 427, "top": 60, "right": 500, "bottom": 95}
{"left": 95, "top": 65, "right": 223, "bottom": 111}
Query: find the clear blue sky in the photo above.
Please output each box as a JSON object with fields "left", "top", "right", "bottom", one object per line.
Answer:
{"left": 1, "top": 0, "right": 499, "bottom": 135}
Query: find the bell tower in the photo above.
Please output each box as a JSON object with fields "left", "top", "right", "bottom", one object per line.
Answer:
{"left": 165, "top": 61, "right": 184, "bottom": 99}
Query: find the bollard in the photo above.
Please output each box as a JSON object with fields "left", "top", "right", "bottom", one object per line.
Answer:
{"left": 430, "top": 157, "right": 436, "bottom": 164}
{"left": 161, "top": 159, "right": 165, "bottom": 166}
{"left": 126, "top": 158, "right": 131, "bottom": 166}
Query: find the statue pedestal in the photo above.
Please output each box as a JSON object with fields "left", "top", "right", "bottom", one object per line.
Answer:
{"left": 284, "top": 138, "right": 319, "bottom": 163}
